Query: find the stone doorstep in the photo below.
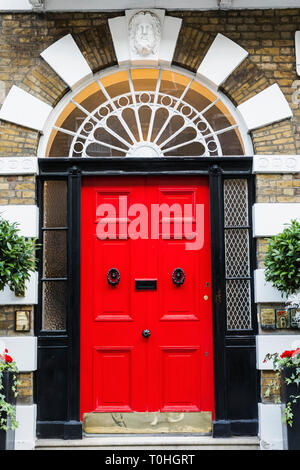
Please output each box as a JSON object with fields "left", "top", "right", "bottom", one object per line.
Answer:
{"left": 35, "top": 436, "right": 260, "bottom": 450}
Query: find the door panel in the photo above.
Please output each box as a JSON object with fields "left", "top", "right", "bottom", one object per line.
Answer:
{"left": 161, "top": 347, "right": 201, "bottom": 411}
{"left": 94, "top": 239, "right": 132, "bottom": 321}
{"left": 81, "top": 178, "right": 148, "bottom": 414}
{"left": 93, "top": 347, "right": 133, "bottom": 411}
{"left": 80, "top": 176, "right": 214, "bottom": 418}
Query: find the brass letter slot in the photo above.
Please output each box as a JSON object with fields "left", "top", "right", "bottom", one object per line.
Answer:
{"left": 135, "top": 279, "right": 157, "bottom": 290}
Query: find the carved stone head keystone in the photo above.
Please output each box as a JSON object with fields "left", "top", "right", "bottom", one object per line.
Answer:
{"left": 129, "top": 11, "right": 161, "bottom": 57}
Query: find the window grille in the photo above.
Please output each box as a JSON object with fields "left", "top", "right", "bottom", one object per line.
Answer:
{"left": 46, "top": 68, "right": 245, "bottom": 158}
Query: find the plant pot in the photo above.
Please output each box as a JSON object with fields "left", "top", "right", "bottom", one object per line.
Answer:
{"left": 0, "top": 370, "right": 16, "bottom": 450}
{"left": 283, "top": 367, "right": 300, "bottom": 450}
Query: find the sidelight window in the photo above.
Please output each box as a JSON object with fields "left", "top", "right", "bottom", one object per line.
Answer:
{"left": 224, "top": 179, "right": 252, "bottom": 331}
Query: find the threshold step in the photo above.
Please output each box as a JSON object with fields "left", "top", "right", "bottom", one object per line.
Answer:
{"left": 35, "top": 435, "right": 259, "bottom": 450}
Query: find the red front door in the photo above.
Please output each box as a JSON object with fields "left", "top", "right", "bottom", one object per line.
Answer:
{"left": 80, "top": 177, "right": 214, "bottom": 418}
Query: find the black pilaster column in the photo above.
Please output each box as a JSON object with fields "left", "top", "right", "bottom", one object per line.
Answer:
{"left": 65, "top": 166, "right": 82, "bottom": 439}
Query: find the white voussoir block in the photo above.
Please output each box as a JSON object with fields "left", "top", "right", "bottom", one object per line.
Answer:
{"left": 254, "top": 269, "right": 287, "bottom": 304}
{"left": 257, "top": 335, "right": 300, "bottom": 370}
{"left": 0, "top": 157, "right": 38, "bottom": 175}
{"left": 0, "top": 271, "right": 38, "bottom": 305}
{"left": 259, "top": 403, "right": 286, "bottom": 450}
{"left": 253, "top": 155, "right": 300, "bottom": 174}
{"left": 41, "top": 34, "right": 92, "bottom": 90}
{"left": 0, "top": 337, "right": 37, "bottom": 371}
{"left": 0, "top": 86, "right": 52, "bottom": 131}
{"left": 196, "top": 33, "right": 248, "bottom": 89}
{"left": 253, "top": 203, "right": 300, "bottom": 238}
{"left": 0, "top": 205, "right": 38, "bottom": 237}
{"left": 15, "top": 405, "right": 37, "bottom": 450}
{"left": 108, "top": 16, "right": 130, "bottom": 67}
{"left": 159, "top": 16, "right": 182, "bottom": 66}
{"left": 237, "top": 84, "right": 292, "bottom": 131}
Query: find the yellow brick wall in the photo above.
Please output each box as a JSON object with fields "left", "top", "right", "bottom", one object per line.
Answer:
{"left": 0, "top": 175, "right": 35, "bottom": 204}
{"left": 0, "top": 9, "right": 300, "bottom": 405}
{"left": 0, "top": 9, "right": 300, "bottom": 156}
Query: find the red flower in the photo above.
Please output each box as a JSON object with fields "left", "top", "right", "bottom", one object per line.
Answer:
{"left": 280, "top": 350, "right": 296, "bottom": 359}
{"left": 292, "top": 348, "right": 300, "bottom": 357}
{"left": 0, "top": 349, "right": 13, "bottom": 363}
{"left": 3, "top": 354, "right": 13, "bottom": 363}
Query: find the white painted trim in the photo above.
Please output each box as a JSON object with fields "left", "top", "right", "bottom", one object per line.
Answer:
{"left": 0, "top": 271, "right": 38, "bottom": 305}
{"left": 0, "top": 205, "right": 38, "bottom": 237}
{"left": 219, "top": 0, "right": 232, "bottom": 7}
{"left": 0, "top": 337, "right": 37, "bottom": 371}
{"left": 0, "top": 86, "right": 53, "bottom": 132}
{"left": 253, "top": 203, "right": 300, "bottom": 238}
{"left": 0, "top": 0, "right": 31, "bottom": 10}
{"left": 253, "top": 155, "right": 300, "bottom": 174}
{"left": 0, "top": 157, "right": 38, "bottom": 175}
{"left": 258, "top": 404, "right": 286, "bottom": 450}
{"left": 40, "top": 34, "right": 93, "bottom": 90}
{"left": 197, "top": 33, "right": 248, "bottom": 90}
{"left": 37, "top": 65, "right": 253, "bottom": 158}
{"left": 256, "top": 335, "right": 300, "bottom": 370}
{"left": 15, "top": 405, "right": 37, "bottom": 451}
{"left": 254, "top": 269, "right": 287, "bottom": 304}
{"left": 296, "top": 31, "right": 300, "bottom": 77}
{"left": 28, "top": 0, "right": 43, "bottom": 10}
{"left": 237, "top": 84, "right": 293, "bottom": 132}
{"left": 2, "top": 0, "right": 300, "bottom": 11}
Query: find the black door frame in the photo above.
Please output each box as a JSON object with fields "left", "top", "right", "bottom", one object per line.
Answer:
{"left": 36, "top": 156, "right": 258, "bottom": 439}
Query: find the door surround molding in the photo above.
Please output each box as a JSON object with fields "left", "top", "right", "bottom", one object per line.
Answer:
{"left": 36, "top": 156, "right": 258, "bottom": 439}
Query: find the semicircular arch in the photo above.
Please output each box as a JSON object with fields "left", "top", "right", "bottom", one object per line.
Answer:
{"left": 39, "top": 66, "right": 252, "bottom": 158}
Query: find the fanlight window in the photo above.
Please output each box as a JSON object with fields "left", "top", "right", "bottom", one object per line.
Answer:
{"left": 46, "top": 69, "right": 245, "bottom": 158}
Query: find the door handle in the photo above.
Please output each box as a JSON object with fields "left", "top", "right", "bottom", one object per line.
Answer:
{"left": 142, "top": 329, "right": 151, "bottom": 338}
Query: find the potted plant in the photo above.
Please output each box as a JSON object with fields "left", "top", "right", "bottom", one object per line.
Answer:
{"left": 264, "top": 349, "right": 300, "bottom": 450}
{"left": 0, "top": 216, "right": 38, "bottom": 297}
{"left": 264, "top": 219, "right": 300, "bottom": 449}
{"left": 264, "top": 218, "right": 300, "bottom": 300}
{"left": 0, "top": 348, "right": 19, "bottom": 450}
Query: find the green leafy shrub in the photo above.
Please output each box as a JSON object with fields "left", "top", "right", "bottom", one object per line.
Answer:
{"left": 264, "top": 219, "right": 300, "bottom": 296}
{"left": 0, "top": 217, "right": 38, "bottom": 297}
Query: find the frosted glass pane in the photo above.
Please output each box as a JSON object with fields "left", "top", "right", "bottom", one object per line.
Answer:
{"left": 42, "top": 281, "right": 67, "bottom": 331}
{"left": 43, "top": 180, "right": 67, "bottom": 227}
{"left": 43, "top": 230, "right": 67, "bottom": 278}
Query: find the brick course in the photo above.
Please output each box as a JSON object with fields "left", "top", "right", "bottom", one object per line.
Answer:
{"left": 17, "top": 372, "right": 33, "bottom": 405}
{"left": 0, "top": 305, "right": 34, "bottom": 335}
{"left": 261, "top": 370, "right": 282, "bottom": 404}
{"left": 0, "top": 175, "right": 35, "bottom": 204}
